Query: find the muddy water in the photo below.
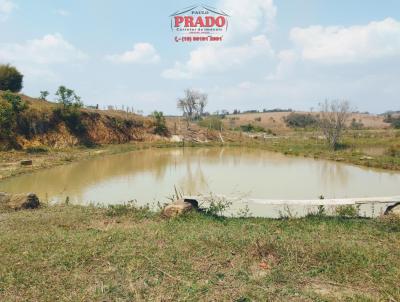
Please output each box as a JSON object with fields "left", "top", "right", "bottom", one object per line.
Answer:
{"left": 0, "top": 147, "right": 399, "bottom": 217}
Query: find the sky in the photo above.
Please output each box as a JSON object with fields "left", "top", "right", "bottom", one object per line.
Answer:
{"left": 0, "top": 0, "right": 399, "bottom": 114}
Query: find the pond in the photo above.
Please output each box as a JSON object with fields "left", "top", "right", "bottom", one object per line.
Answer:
{"left": 1, "top": 147, "right": 399, "bottom": 217}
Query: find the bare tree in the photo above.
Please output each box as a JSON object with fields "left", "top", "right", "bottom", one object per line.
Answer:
{"left": 177, "top": 89, "right": 208, "bottom": 128}
{"left": 318, "top": 99, "right": 350, "bottom": 150}
{"left": 198, "top": 94, "right": 208, "bottom": 117}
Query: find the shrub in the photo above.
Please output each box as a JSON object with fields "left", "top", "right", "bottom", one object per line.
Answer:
{"left": 152, "top": 111, "right": 169, "bottom": 136}
{"left": 335, "top": 205, "right": 360, "bottom": 217}
{"left": 384, "top": 114, "right": 400, "bottom": 129}
{"left": 387, "top": 145, "right": 400, "bottom": 157}
{"left": 198, "top": 116, "right": 223, "bottom": 130}
{"left": 53, "top": 106, "right": 86, "bottom": 135}
{"left": 391, "top": 118, "right": 400, "bottom": 129}
{"left": 106, "top": 202, "right": 151, "bottom": 219}
{"left": 239, "top": 123, "right": 265, "bottom": 132}
{"left": 26, "top": 146, "right": 49, "bottom": 153}
{"left": 0, "top": 92, "right": 27, "bottom": 143}
{"left": 201, "top": 195, "right": 232, "bottom": 217}
{"left": 0, "top": 64, "right": 23, "bottom": 92}
{"left": 0, "top": 98, "right": 14, "bottom": 140}
{"left": 350, "top": 118, "right": 364, "bottom": 130}
{"left": 284, "top": 113, "right": 318, "bottom": 128}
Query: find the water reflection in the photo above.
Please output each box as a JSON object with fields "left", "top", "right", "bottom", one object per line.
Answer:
{"left": 0, "top": 147, "right": 399, "bottom": 207}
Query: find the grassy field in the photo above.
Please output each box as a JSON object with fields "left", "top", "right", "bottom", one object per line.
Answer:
{"left": 0, "top": 205, "right": 399, "bottom": 301}
{"left": 223, "top": 112, "right": 390, "bottom": 134}
{"left": 254, "top": 129, "right": 400, "bottom": 170}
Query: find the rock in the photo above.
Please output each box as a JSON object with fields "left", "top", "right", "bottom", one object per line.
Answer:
{"left": 386, "top": 203, "right": 400, "bottom": 217}
{"left": 20, "top": 160, "right": 33, "bottom": 166}
{"left": 162, "top": 199, "right": 198, "bottom": 218}
{"left": 170, "top": 135, "right": 183, "bottom": 142}
{"left": 0, "top": 192, "right": 40, "bottom": 210}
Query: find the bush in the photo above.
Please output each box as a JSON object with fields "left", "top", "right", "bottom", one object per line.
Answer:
{"left": 383, "top": 114, "right": 400, "bottom": 129}
{"left": 387, "top": 145, "right": 400, "bottom": 157}
{"left": 335, "top": 205, "right": 360, "bottom": 217}
{"left": 284, "top": 113, "right": 318, "bottom": 128}
{"left": 152, "top": 111, "right": 169, "bottom": 136}
{"left": 0, "top": 92, "right": 27, "bottom": 144}
{"left": 26, "top": 146, "right": 49, "bottom": 153}
{"left": 198, "top": 116, "right": 223, "bottom": 130}
{"left": 350, "top": 118, "right": 364, "bottom": 130}
{"left": 0, "top": 64, "right": 23, "bottom": 92}
{"left": 239, "top": 123, "right": 265, "bottom": 132}
{"left": 0, "top": 98, "right": 14, "bottom": 140}
{"left": 53, "top": 106, "right": 86, "bottom": 135}
{"left": 391, "top": 118, "right": 400, "bottom": 129}
{"left": 106, "top": 202, "right": 152, "bottom": 219}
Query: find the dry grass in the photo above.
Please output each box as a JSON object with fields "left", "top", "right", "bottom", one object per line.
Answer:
{"left": 0, "top": 205, "right": 399, "bottom": 301}
{"left": 223, "top": 112, "right": 390, "bottom": 134}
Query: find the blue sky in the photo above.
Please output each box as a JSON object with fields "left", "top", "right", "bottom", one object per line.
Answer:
{"left": 1, "top": 0, "right": 399, "bottom": 114}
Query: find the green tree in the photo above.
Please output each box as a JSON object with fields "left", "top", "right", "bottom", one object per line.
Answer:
{"left": 0, "top": 64, "right": 23, "bottom": 92}
{"left": 53, "top": 86, "right": 85, "bottom": 136}
{"left": 152, "top": 111, "right": 169, "bottom": 136}
{"left": 55, "top": 86, "right": 83, "bottom": 109}
{"left": 39, "top": 90, "right": 50, "bottom": 101}
{"left": 0, "top": 99, "right": 14, "bottom": 139}
{"left": 2, "top": 91, "right": 27, "bottom": 114}
{"left": 0, "top": 92, "right": 27, "bottom": 144}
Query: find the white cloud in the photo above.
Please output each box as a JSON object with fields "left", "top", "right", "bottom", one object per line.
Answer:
{"left": 0, "top": 33, "right": 87, "bottom": 64}
{"left": 162, "top": 35, "right": 273, "bottom": 79}
{"left": 106, "top": 43, "right": 160, "bottom": 64}
{"left": 218, "top": 0, "right": 277, "bottom": 38}
{"left": 290, "top": 18, "right": 400, "bottom": 64}
{"left": 238, "top": 81, "right": 256, "bottom": 89}
{"left": 161, "top": 62, "right": 192, "bottom": 80}
{"left": 0, "top": 33, "right": 86, "bottom": 83}
{"left": 0, "top": 0, "right": 16, "bottom": 21}
{"left": 267, "top": 49, "right": 298, "bottom": 80}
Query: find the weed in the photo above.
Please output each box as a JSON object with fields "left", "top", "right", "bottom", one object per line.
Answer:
{"left": 0, "top": 205, "right": 399, "bottom": 301}
{"left": 335, "top": 204, "right": 360, "bottom": 218}
{"left": 26, "top": 146, "right": 48, "bottom": 154}
{"left": 105, "top": 201, "right": 152, "bottom": 218}
{"left": 201, "top": 194, "right": 233, "bottom": 216}
{"left": 236, "top": 204, "right": 252, "bottom": 218}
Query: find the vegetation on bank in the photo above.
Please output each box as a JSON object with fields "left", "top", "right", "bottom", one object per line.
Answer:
{"left": 1, "top": 127, "right": 400, "bottom": 180}
{"left": 0, "top": 89, "right": 161, "bottom": 150}
{"left": 0, "top": 204, "right": 399, "bottom": 301}
{"left": 248, "top": 129, "right": 400, "bottom": 170}
{"left": 384, "top": 113, "right": 400, "bottom": 129}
